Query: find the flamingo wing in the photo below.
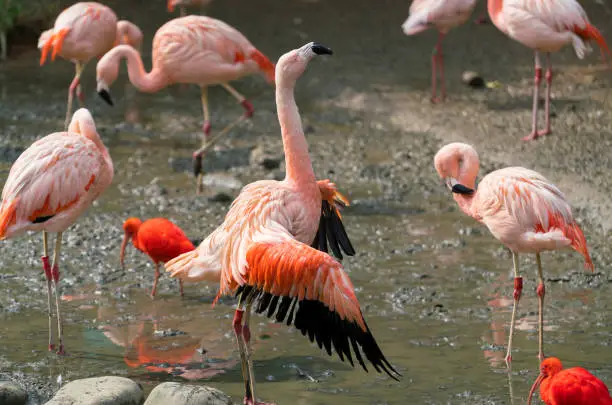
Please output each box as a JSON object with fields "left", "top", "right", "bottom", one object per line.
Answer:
{"left": 312, "top": 180, "right": 355, "bottom": 260}
{"left": 0, "top": 133, "right": 102, "bottom": 238}
{"left": 505, "top": 0, "right": 588, "bottom": 32}
{"left": 240, "top": 237, "right": 399, "bottom": 380}
{"left": 548, "top": 368, "right": 612, "bottom": 405}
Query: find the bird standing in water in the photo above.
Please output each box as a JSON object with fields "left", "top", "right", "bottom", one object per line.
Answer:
{"left": 120, "top": 217, "right": 195, "bottom": 298}
{"left": 401, "top": 0, "right": 477, "bottom": 102}
{"left": 95, "top": 15, "right": 275, "bottom": 193}
{"left": 0, "top": 108, "right": 114, "bottom": 354}
{"left": 165, "top": 42, "right": 400, "bottom": 405}
{"left": 38, "top": 1, "right": 143, "bottom": 129}
{"left": 434, "top": 142, "right": 593, "bottom": 365}
{"left": 487, "top": 0, "right": 610, "bottom": 140}
{"left": 528, "top": 357, "right": 612, "bottom": 404}
{"left": 167, "top": 0, "right": 213, "bottom": 16}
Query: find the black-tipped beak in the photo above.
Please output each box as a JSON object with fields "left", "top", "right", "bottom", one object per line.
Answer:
{"left": 311, "top": 43, "right": 333, "bottom": 55}
{"left": 98, "top": 89, "right": 114, "bottom": 106}
{"left": 452, "top": 184, "right": 475, "bottom": 195}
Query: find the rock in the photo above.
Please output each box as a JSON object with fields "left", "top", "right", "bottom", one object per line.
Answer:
{"left": 45, "top": 376, "right": 143, "bottom": 405}
{"left": 0, "top": 380, "right": 27, "bottom": 405}
{"left": 144, "top": 383, "right": 232, "bottom": 405}
{"left": 249, "top": 145, "right": 282, "bottom": 170}
{"left": 461, "top": 71, "right": 486, "bottom": 89}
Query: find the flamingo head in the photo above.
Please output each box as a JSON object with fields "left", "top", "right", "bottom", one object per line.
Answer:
{"left": 120, "top": 217, "right": 142, "bottom": 269}
{"left": 275, "top": 42, "right": 333, "bottom": 86}
{"left": 527, "top": 357, "right": 563, "bottom": 405}
{"left": 96, "top": 50, "right": 122, "bottom": 106}
{"left": 433, "top": 142, "right": 479, "bottom": 195}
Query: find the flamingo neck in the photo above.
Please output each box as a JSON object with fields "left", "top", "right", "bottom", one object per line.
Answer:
{"left": 115, "top": 46, "right": 168, "bottom": 93}
{"left": 277, "top": 84, "right": 315, "bottom": 185}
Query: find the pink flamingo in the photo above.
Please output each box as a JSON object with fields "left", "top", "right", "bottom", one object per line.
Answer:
{"left": 95, "top": 15, "right": 275, "bottom": 191}
{"left": 401, "top": 0, "right": 477, "bottom": 102}
{"left": 434, "top": 142, "right": 593, "bottom": 365}
{"left": 167, "top": 0, "right": 213, "bottom": 16}
{"left": 0, "top": 108, "right": 114, "bottom": 355}
{"left": 38, "top": 1, "right": 143, "bottom": 129}
{"left": 165, "top": 42, "right": 400, "bottom": 405}
{"left": 487, "top": 0, "right": 611, "bottom": 141}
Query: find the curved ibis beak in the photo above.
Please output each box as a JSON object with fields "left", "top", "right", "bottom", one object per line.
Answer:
{"left": 527, "top": 373, "right": 545, "bottom": 405}
{"left": 311, "top": 43, "right": 333, "bottom": 55}
{"left": 119, "top": 232, "right": 130, "bottom": 269}
{"left": 98, "top": 89, "right": 114, "bottom": 106}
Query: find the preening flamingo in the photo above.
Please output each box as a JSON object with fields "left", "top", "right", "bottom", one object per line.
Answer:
{"left": 401, "top": 0, "right": 477, "bottom": 102}
{"left": 165, "top": 42, "right": 400, "bottom": 404}
{"left": 528, "top": 357, "right": 612, "bottom": 404}
{"left": 0, "top": 108, "right": 114, "bottom": 354}
{"left": 95, "top": 15, "right": 275, "bottom": 192}
{"left": 487, "top": 0, "right": 611, "bottom": 140}
{"left": 434, "top": 142, "right": 593, "bottom": 364}
{"left": 168, "top": 0, "right": 213, "bottom": 16}
{"left": 38, "top": 1, "right": 143, "bottom": 129}
{"left": 120, "top": 217, "right": 195, "bottom": 298}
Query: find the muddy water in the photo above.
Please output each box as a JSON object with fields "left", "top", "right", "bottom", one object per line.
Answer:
{"left": 1, "top": 0, "right": 612, "bottom": 404}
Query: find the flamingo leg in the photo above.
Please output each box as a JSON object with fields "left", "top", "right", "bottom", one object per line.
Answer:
{"left": 220, "top": 82, "right": 254, "bottom": 119}
{"left": 65, "top": 62, "right": 85, "bottom": 130}
{"left": 540, "top": 54, "right": 553, "bottom": 137}
{"left": 242, "top": 300, "right": 271, "bottom": 405}
{"left": 178, "top": 279, "right": 184, "bottom": 297}
{"left": 536, "top": 253, "right": 545, "bottom": 363}
{"left": 505, "top": 252, "right": 523, "bottom": 366}
{"left": 151, "top": 262, "right": 160, "bottom": 299}
{"left": 42, "top": 231, "right": 56, "bottom": 351}
{"left": 194, "top": 86, "right": 211, "bottom": 194}
{"left": 431, "top": 32, "right": 446, "bottom": 103}
{"left": 523, "top": 51, "right": 543, "bottom": 141}
{"left": 232, "top": 301, "right": 252, "bottom": 404}
{"left": 50, "top": 232, "right": 65, "bottom": 355}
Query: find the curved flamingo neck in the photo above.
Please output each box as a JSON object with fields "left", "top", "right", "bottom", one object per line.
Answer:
{"left": 112, "top": 46, "right": 168, "bottom": 93}
{"left": 277, "top": 82, "right": 315, "bottom": 185}
{"left": 453, "top": 151, "right": 480, "bottom": 218}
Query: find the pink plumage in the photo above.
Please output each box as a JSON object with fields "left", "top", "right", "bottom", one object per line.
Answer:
{"left": 434, "top": 142, "right": 592, "bottom": 365}
{"left": 402, "top": 0, "right": 477, "bottom": 102}
{"left": 0, "top": 108, "right": 113, "bottom": 355}
{"left": 488, "top": 0, "right": 611, "bottom": 140}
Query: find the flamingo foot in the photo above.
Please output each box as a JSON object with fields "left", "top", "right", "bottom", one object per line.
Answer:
{"left": 244, "top": 398, "right": 275, "bottom": 405}
{"left": 430, "top": 96, "right": 444, "bottom": 104}
{"left": 522, "top": 129, "right": 550, "bottom": 141}
{"left": 241, "top": 100, "right": 254, "bottom": 118}
{"left": 48, "top": 344, "right": 56, "bottom": 351}
{"left": 56, "top": 344, "right": 66, "bottom": 356}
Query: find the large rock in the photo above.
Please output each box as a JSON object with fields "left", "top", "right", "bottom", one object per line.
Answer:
{"left": 144, "top": 383, "right": 232, "bottom": 405}
{"left": 45, "top": 376, "right": 144, "bottom": 405}
{"left": 0, "top": 380, "right": 27, "bottom": 405}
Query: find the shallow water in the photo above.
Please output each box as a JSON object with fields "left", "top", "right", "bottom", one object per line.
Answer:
{"left": 1, "top": 0, "right": 612, "bottom": 404}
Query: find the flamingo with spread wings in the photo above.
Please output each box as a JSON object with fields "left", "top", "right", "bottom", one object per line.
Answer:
{"left": 96, "top": 15, "right": 275, "bottom": 192}
{"left": 165, "top": 42, "right": 400, "bottom": 405}
{"left": 39, "top": 2, "right": 143, "bottom": 128}
{"left": 487, "top": 0, "right": 610, "bottom": 140}
{"left": 0, "top": 108, "right": 114, "bottom": 354}
{"left": 434, "top": 142, "right": 593, "bottom": 365}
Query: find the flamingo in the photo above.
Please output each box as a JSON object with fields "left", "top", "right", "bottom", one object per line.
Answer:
{"left": 120, "top": 217, "right": 195, "bottom": 298}
{"left": 528, "top": 357, "right": 612, "bottom": 404}
{"left": 487, "top": 0, "right": 611, "bottom": 141}
{"left": 0, "top": 108, "right": 114, "bottom": 355}
{"left": 38, "top": 1, "right": 143, "bottom": 129}
{"left": 434, "top": 142, "right": 593, "bottom": 365}
{"left": 401, "top": 0, "right": 477, "bottom": 102}
{"left": 167, "top": 0, "right": 213, "bottom": 16}
{"left": 95, "top": 15, "right": 275, "bottom": 192}
{"left": 165, "top": 42, "right": 400, "bottom": 405}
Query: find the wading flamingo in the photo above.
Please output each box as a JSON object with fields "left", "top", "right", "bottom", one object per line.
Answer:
{"left": 0, "top": 108, "right": 114, "bottom": 355}
{"left": 95, "top": 15, "right": 275, "bottom": 192}
{"left": 487, "top": 0, "right": 610, "bottom": 140}
{"left": 528, "top": 357, "right": 612, "bottom": 404}
{"left": 120, "top": 217, "right": 195, "bottom": 298}
{"left": 38, "top": 2, "right": 143, "bottom": 129}
{"left": 168, "top": 0, "right": 213, "bottom": 16}
{"left": 165, "top": 42, "right": 400, "bottom": 405}
{"left": 401, "top": 0, "right": 477, "bottom": 102}
{"left": 434, "top": 142, "right": 593, "bottom": 365}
